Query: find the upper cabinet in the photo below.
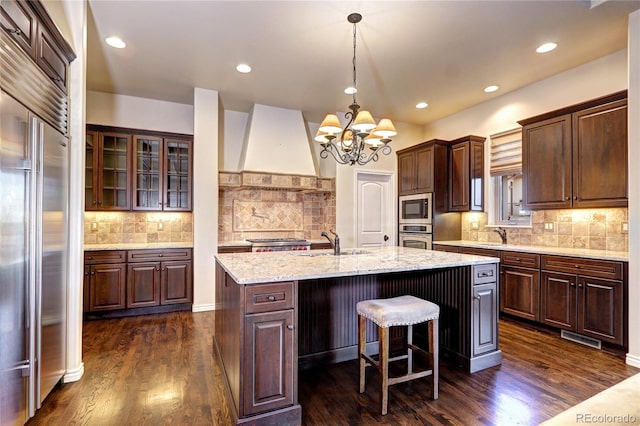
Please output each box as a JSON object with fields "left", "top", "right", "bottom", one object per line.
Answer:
{"left": 398, "top": 144, "right": 434, "bottom": 195}
{"left": 519, "top": 91, "right": 628, "bottom": 210}
{"left": 86, "top": 125, "right": 193, "bottom": 212}
{"left": 133, "top": 135, "right": 192, "bottom": 211}
{"left": 449, "top": 136, "right": 485, "bottom": 212}
{"left": 0, "top": 0, "right": 75, "bottom": 94}
{"left": 85, "top": 131, "right": 132, "bottom": 211}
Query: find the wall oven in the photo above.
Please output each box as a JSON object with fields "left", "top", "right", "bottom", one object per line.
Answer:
{"left": 399, "top": 193, "right": 432, "bottom": 225}
{"left": 399, "top": 231, "right": 432, "bottom": 250}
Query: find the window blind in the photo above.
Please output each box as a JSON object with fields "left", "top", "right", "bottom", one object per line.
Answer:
{"left": 489, "top": 127, "right": 522, "bottom": 176}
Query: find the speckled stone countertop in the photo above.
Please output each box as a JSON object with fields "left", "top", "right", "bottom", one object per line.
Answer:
{"left": 217, "top": 239, "right": 330, "bottom": 248}
{"left": 84, "top": 242, "right": 193, "bottom": 251}
{"left": 434, "top": 240, "right": 628, "bottom": 262}
{"left": 215, "top": 246, "right": 499, "bottom": 285}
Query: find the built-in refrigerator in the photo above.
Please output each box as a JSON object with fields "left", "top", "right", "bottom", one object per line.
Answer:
{"left": 0, "top": 89, "right": 68, "bottom": 425}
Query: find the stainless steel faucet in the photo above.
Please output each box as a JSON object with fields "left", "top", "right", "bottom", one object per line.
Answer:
{"left": 494, "top": 227, "right": 507, "bottom": 244}
{"left": 321, "top": 229, "right": 340, "bottom": 255}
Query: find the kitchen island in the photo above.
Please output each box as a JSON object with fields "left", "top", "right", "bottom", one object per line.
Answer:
{"left": 214, "top": 247, "right": 501, "bottom": 425}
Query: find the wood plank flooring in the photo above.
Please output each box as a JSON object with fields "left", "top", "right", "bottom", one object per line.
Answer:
{"left": 26, "top": 312, "right": 638, "bottom": 426}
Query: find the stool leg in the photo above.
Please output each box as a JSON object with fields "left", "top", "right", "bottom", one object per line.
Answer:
{"left": 358, "top": 314, "right": 366, "bottom": 394}
{"left": 429, "top": 319, "right": 439, "bottom": 400}
{"left": 407, "top": 324, "right": 413, "bottom": 374}
{"left": 380, "top": 326, "right": 389, "bottom": 415}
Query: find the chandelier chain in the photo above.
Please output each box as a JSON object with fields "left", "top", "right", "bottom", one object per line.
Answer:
{"left": 352, "top": 18, "right": 357, "bottom": 106}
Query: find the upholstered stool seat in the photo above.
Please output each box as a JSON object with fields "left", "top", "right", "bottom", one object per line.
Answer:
{"left": 357, "top": 295, "right": 439, "bottom": 415}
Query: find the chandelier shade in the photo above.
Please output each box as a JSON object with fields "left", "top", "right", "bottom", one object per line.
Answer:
{"left": 316, "top": 12, "right": 396, "bottom": 166}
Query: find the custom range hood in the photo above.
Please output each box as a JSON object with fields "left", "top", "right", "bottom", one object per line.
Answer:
{"left": 220, "top": 104, "right": 334, "bottom": 192}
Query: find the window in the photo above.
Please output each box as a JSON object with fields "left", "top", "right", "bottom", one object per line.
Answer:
{"left": 489, "top": 128, "right": 531, "bottom": 226}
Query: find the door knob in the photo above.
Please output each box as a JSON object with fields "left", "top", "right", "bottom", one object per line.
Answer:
{"left": 384, "top": 235, "right": 389, "bottom": 242}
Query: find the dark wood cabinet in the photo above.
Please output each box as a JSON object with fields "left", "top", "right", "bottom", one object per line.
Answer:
{"left": 432, "top": 244, "right": 460, "bottom": 253}
{"left": 449, "top": 136, "right": 485, "bottom": 212}
{"left": 0, "top": 0, "right": 37, "bottom": 58}
{"left": 243, "top": 310, "right": 295, "bottom": 415}
{"left": 84, "top": 248, "right": 193, "bottom": 315}
{"left": 85, "top": 131, "right": 132, "bottom": 211}
{"left": 500, "top": 251, "right": 540, "bottom": 321}
{"left": 540, "top": 255, "right": 624, "bottom": 345}
{"left": 84, "top": 251, "right": 127, "bottom": 312}
{"left": 133, "top": 135, "right": 193, "bottom": 211}
{"left": 520, "top": 91, "right": 627, "bottom": 210}
{"left": 472, "top": 281, "right": 498, "bottom": 357}
{"left": 0, "top": 0, "right": 74, "bottom": 94}
{"left": 397, "top": 145, "right": 433, "bottom": 195}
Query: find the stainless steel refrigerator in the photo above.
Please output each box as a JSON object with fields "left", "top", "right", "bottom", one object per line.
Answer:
{"left": 1, "top": 89, "right": 68, "bottom": 425}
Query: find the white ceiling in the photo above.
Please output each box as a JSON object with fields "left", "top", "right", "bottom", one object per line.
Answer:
{"left": 87, "top": 0, "right": 640, "bottom": 126}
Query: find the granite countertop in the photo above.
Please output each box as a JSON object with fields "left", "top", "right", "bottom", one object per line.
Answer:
{"left": 84, "top": 242, "right": 193, "bottom": 251}
{"left": 215, "top": 246, "right": 499, "bottom": 284}
{"left": 217, "top": 239, "right": 330, "bottom": 247}
{"left": 434, "top": 240, "right": 628, "bottom": 262}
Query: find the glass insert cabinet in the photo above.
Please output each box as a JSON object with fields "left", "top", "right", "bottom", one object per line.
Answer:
{"left": 85, "top": 126, "right": 192, "bottom": 212}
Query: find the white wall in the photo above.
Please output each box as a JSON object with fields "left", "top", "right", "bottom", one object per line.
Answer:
{"left": 626, "top": 9, "right": 640, "bottom": 368}
{"left": 86, "top": 91, "right": 194, "bottom": 134}
{"left": 220, "top": 109, "right": 248, "bottom": 171}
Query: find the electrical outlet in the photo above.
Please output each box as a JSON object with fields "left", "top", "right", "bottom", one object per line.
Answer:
{"left": 471, "top": 222, "right": 479, "bottom": 230}
{"left": 622, "top": 222, "right": 628, "bottom": 233}
{"left": 91, "top": 222, "right": 97, "bottom": 230}
{"left": 158, "top": 222, "right": 163, "bottom": 231}
{"left": 544, "top": 222, "right": 554, "bottom": 231}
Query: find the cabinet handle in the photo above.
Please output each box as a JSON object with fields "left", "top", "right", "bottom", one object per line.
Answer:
{"left": 574, "top": 265, "right": 580, "bottom": 269}
{"left": 570, "top": 283, "right": 576, "bottom": 287}
{"left": 162, "top": 267, "right": 166, "bottom": 271}
{"left": 578, "top": 283, "right": 583, "bottom": 288}
{"left": 92, "top": 201, "right": 97, "bottom": 205}
{"left": 159, "top": 254, "right": 163, "bottom": 257}
{"left": 267, "top": 295, "right": 276, "bottom": 302}
{"left": 473, "top": 296, "right": 481, "bottom": 301}
{"left": 565, "top": 197, "right": 570, "bottom": 201}
{"left": 574, "top": 196, "right": 578, "bottom": 200}
{"left": 87, "top": 256, "right": 93, "bottom": 260}
{"left": 515, "top": 258, "right": 521, "bottom": 262}
{"left": 9, "top": 28, "right": 22, "bottom": 36}
{"left": 156, "top": 267, "right": 160, "bottom": 271}
{"left": 287, "top": 325, "right": 294, "bottom": 330}
{"left": 91, "top": 271, "right": 95, "bottom": 275}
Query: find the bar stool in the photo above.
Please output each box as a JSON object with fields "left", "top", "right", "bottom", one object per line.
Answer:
{"left": 357, "top": 295, "right": 439, "bottom": 415}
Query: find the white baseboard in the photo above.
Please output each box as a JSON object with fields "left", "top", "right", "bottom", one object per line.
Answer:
{"left": 626, "top": 353, "right": 640, "bottom": 368}
{"left": 63, "top": 363, "right": 84, "bottom": 383}
{"left": 192, "top": 303, "right": 216, "bottom": 312}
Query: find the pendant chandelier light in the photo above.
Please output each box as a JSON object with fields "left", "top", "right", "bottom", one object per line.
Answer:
{"left": 315, "top": 13, "right": 397, "bottom": 166}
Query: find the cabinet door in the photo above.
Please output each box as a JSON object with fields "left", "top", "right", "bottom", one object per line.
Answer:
{"left": 36, "top": 24, "right": 67, "bottom": 92}
{"left": 160, "top": 260, "right": 193, "bottom": 304}
{"left": 572, "top": 100, "right": 628, "bottom": 208}
{"left": 500, "top": 266, "right": 540, "bottom": 321}
{"left": 0, "top": 0, "right": 37, "bottom": 58}
{"left": 449, "top": 142, "right": 469, "bottom": 211}
{"left": 473, "top": 282, "right": 498, "bottom": 356}
{"left": 85, "top": 131, "right": 99, "bottom": 210}
{"left": 522, "top": 115, "right": 572, "bottom": 209}
{"left": 415, "top": 146, "right": 434, "bottom": 193}
{"left": 578, "top": 277, "right": 623, "bottom": 345}
{"left": 89, "top": 263, "right": 126, "bottom": 311}
{"left": 132, "top": 135, "right": 163, "bottom": 211}
{"left": 98, "top": 132, "right": 131, "bottom": 210}
{"left": 127, "top": 262, "right": 161, "bottom": 308}
{"left": 163, "top": 138, "right": 192, "bottom": 211}
{"left": 243, "top": 310, "right": 295, "bottom": 416}
{"left": 83, "top": 266, "right": 90, "bottom": 313}
{"left": 540, "top": 271, "right": 575, "bottom": 330}
{"left": 470, "top": 140, "right": 484, "bottom": 211}
{"left": 397, "top": 151, "right": 416, "bottom": 195}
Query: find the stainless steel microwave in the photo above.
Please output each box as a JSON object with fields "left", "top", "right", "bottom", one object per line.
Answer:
{"left": 399, "top": 193, "right": 432, "bottom": 225}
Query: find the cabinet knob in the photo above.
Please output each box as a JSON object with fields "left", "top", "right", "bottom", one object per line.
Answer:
{"left": 578, "top": 283, "right": 583, "bottom": 288}
{"left": 574, "top": 196, "right": 578, "bottom": 200}
{"left": 570, "top": 282, "right": 576, "bottom": 287}
{"left": 515, "top": 258, "right": 521, "bottom": 262}
{"left": 159, "top": 254, "right": 163, "bottom": 257}
{"left": 91, "top": 271, "right": 95, "bottom": 275}
{"left": 287, "top": 325, "right": 294, "bottom": 330}
{"left": 267, "top": 295, "right": 276, "bottom": 302}
{"left": 9, "top": 28, "right": 22, "bottom": 36}
{"left": 88, "top": 256, "right": 93, "bottom": 260}
{"left": 574, "top": 265, "right": 580, "bottom": 269}
{"left": 565, "top": 197, "right": 570, "bottom": 201}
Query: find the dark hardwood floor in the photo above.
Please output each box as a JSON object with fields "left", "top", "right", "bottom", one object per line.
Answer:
{"left": 27, "top": 312, "right": 638, "bottom": 426}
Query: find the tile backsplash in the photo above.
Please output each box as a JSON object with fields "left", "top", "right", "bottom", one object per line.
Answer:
{"left": 462, "top": 208, "right": 628, "bottom": 251}
{"left": 219, "top": 188, "right": 336, "bottom": 241}
{"left": 84, "top": 212, "right": 193, "bottom": 245}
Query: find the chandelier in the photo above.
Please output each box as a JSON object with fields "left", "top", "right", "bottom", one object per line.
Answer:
{"left": 315, "top": 13, "right": 397, "bottom": 166}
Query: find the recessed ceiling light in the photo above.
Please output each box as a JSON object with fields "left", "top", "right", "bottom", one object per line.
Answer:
{"left": 484, "top": 85, "right": 499, "bottom": 93}
{"left": 105, "top": 36, "right": 126, "bottom": 49}
{"left": 344, "top": 86, "right": 357, "bottom": 95}
{"left": 416, "top": 102, "right": 428, "bottom": 109}
{"left": 536, "top": 42, "right": 557, "bottom": 53}
{"left": 236, "top": 63, "right": 252, "bottom": 73}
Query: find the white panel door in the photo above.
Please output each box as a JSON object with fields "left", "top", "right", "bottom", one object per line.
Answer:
{"left": 356, "top": 172, "right": 394, "bottom": 248}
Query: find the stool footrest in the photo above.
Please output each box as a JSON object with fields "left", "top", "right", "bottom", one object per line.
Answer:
{"left": 388, "top": 369, "right": 433, "bottom": 386}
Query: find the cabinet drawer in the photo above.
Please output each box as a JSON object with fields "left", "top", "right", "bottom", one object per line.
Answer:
{"left": 501, "top": 251, "right": 540, "bottom": 268}
{"left": 128, "top": 248, "right": 192, "bottom": 263}
{"left": 245, "top": 282, "right": 294, "bottom": 314}
{"left": 473, "top": 264, "right": 497, "bottom": 285}
{"left": 460, "top": 247, "right": 501, "bottom": 258}
{"left": 84, "top": 250, "right": 127, "bottom": 265}
{"left": 541, "top": 255, "right": 623, "bottom": 280}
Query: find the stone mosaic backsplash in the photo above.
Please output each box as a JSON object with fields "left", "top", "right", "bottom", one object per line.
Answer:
{"left": 219, "top": 187, "right": 336, "bottom": 241}
{"left": 84, "top": 212, "right": 193, "bottom": 245}
{"left": 461, "top": 208, "right": 628, "bottom": 251}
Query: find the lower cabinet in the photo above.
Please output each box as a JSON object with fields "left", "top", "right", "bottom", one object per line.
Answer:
{"left": 84, "top": 248, "right": 193, "bottom": 314}
{"left": 472, "top": 281, "right": 498, "bottom": 356}
{"left": 499, "top": 251, "right": 540, "bottom": 321}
